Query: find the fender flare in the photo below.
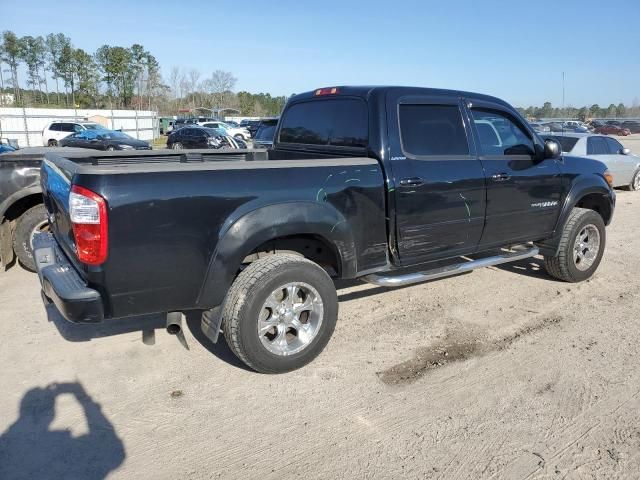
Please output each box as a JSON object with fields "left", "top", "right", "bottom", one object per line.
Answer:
{"left": 0, "top": 186, "right": 43, "bottom": 221}
{"left": 196, "top": 201, "right": 357, "bottom": 308}
{"left": 536, "top": 174, "right": 614, "bottom": 256}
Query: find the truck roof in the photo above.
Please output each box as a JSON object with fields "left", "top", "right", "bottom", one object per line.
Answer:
{"left": 290, "top": 85, "right": 512, "bottom": 108}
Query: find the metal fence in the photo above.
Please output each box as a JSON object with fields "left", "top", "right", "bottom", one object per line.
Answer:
{"left": 0, "top": 107, "right": 159, "bottom": 148}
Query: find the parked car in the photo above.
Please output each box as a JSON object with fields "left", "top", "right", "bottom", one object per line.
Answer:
{"left": 0, "top": 144, "right": 16, "bottom": 154}
{"left": 42, "top": 121, "right": 107, "bottom": 147}
{"left": 606, "top": 120, "right": 622, "bottom": 126}
{"left": 59, "top": 129, "right": 151, "bottom": 151}
{"left": 34, "top": 85, "right": 615, "bottom": 374}
{"left": 542, "top": 133, "right": 640, "bottom": 190}
{"left": 239, "top": 119, "right": 261, "bottom": 137}
{"left": 200, "top": 121, "right": 251, "bottom": 140}
{"left": 594, "top": 125, "right": 631, "bottom": 136}
{"left": 529, "top": 122, "right": 550, "bottom": 133}
{"left": 621, "top": 121, "right": 640, "bottom": 133}
{"left": 173, "top": 118, "right": 197, "bottom": 131}
{"left": 252, "top": 119, "right": 279, "bottom": 148}
{"left": 223, "top": 120, "right": 240, "bottom": 128}
{"left": 166, "top": 126, "right": 246, "bottom": 149}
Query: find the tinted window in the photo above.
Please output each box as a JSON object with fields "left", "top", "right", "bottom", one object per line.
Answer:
{"left": 471, "top": 109, "right": 534, "bottom": 157}
{"left": 279, "top": 98, "right": 367, "bottom": 148}
{"left": 543, "top": 135, "right": 579, "bottom": 152}
{"left": 604, "top": 137, "right": 623, "bottom": 154}
{"left": 59, "top": 123, "right": 76, "bottom": 132}
{"left": 256, "top": 124, "right": 277, "bottom": 141}
{"left": 587, "top": 137, "right": 608, "bottom": 155}
{"left": 399, "top": 104, "right": 469, "bottom": 156}
{"left": 49, "top": 123, "right": 61, "bottom": 131}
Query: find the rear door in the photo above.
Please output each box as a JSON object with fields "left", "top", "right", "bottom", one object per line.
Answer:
{"left": 466, "top": 100, "right": 563, "bottom": 247}
{"left": 386, "top": 93, "right": 486, "bottom": 264}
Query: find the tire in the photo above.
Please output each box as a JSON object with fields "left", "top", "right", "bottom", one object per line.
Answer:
{"left": 234, "top": 134, "right": 244, "bottom": 141}
{"left": 47, "top": 139, "right": 57, "bottom": 147}
{"left": 626, "top": 169, "right": 640, "bottom": 191}
{"left": 106, "top": 145, "right": 115, "bottom": 151}
{"left": 222, "top": 254, "right": 338, "bottom": 373}
{"left": 13, "top": 204, "right": 49, "bottom": 272}
{"left": 171, "top": 142, "right": 183, "bottom": 150}
{"left": 544, "top": 207, "right": 606, "bottom": 283}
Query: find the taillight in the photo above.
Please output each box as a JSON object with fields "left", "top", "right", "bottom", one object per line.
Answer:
{"left": 69, "top": 185, "right": 108, "bottom": 265}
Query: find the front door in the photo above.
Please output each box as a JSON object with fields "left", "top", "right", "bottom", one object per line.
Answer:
{"left": 387, "top": 94, "right": 486, "bottom": 265}
{"left": 466, "top": 101, "right": 563, "bottom": 248}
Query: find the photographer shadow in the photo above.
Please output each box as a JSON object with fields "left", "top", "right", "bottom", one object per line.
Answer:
{"left": 0, "top": 382, "right": 125, "bottom": 480}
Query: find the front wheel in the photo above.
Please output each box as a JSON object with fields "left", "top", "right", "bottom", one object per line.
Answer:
{"left": 544, "top": 207, "right": 606, "bottom": 282}
{"left": 106, "top": 145, "right": 115, "bottom": 151}
{"left": 626, "top": 169, "right": 640, "bottom": 191}
{"left": 222, "top": 254, "right": 338, "bottom": 373}
{"left": 171, "top": 142, "right": 183, "bottom": 150}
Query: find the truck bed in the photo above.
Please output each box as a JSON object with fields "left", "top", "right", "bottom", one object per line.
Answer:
{"left": 41, "top": 149, "right": 388, "bottom": 319}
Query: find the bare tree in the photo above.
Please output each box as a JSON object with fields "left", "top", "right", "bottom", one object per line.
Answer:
{"left": 203, "top": 70, "right": 237, "bottom": 112}
{"left": 187, "top": 68, "right": 201, "bottom": 107}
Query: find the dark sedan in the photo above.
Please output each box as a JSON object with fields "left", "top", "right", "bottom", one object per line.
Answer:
{"left": 166, "top": 126, "right": 246, "bottom": 149}
{"left": 621, "top": 121, "right": 640, "bottom": 133}
{"left": 60, "top": 129, "right": 151, "bottom": 150}
{"left": 594, "top": 125, "right": 632, "bottom": 136}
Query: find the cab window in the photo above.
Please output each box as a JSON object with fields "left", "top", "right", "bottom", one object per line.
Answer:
{"left": 399, "top": 104, "right": 469, "bottom": 156}
{"left": 471, "top": 109, "right": 534, "bottom": 157}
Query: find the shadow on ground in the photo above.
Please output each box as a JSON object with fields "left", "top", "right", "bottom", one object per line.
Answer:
{"left": 0, "top": 382, "right": 125, "bottom": 480}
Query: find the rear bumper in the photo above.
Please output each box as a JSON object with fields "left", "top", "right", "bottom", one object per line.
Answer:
{"left": 33, "top": 233, "right": 104, "bottom": 323}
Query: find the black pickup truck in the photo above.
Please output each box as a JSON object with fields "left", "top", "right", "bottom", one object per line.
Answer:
{"left": 34, "top": 86, "right": 615, "bottom": 373}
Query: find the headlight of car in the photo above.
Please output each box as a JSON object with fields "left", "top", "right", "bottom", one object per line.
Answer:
{"left": 118, "top": 144, "right": 134, "bottom": 150}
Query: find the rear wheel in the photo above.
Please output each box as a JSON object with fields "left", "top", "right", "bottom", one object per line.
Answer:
{"left": 172, "top": 142, "right": 183, "bottom": 150}
{"left": 222, "top": 254, "right": 338, "bottom": 373}
{"left": 106, "top": 145, "right": 115, "bottom": 151}
{"left": 544, "top": 207, "right": 606, "bottom": 282}
{"left": 13, "top": 204, "right": 49, "bottom": 272}
{"left": 234, "top": 134, "right": 244, "bottom": 141}
{"left": 47, "top": 139, "right": 57, "bottom": 147}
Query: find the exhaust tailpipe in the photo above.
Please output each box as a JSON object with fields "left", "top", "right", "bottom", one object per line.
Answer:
{"left": 166, "top": 312, "right": 182, "bottom": 335}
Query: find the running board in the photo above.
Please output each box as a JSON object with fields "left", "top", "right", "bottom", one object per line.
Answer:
{"left": 362, "top": 247, "right": 539, "bottom": 287}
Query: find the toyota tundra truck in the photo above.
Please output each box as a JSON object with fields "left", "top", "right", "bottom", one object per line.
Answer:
{"left": 34, "top": 86, "right": 615, "bottom": 373}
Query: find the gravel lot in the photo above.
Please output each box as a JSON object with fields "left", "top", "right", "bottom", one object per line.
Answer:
{"left": 1, "top": 139, "right": 639, "bottom": 479}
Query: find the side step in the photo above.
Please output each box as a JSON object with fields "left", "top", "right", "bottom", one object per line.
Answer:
{"left": 362, "top": 247, "right": 539, "bottom": 287}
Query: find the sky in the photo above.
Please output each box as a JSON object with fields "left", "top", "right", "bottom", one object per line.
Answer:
{"left": 3, "top": 0, "right": 639, "bottom": 108}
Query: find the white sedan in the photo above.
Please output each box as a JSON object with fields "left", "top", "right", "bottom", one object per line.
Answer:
{"left": 200, "top": 121, "right": 251, "bottom": 140}
{"left": 542, "top": 133, "right": 640, "bottom": 190}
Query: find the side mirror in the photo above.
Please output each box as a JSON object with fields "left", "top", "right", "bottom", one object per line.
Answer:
{"left": 544, "top": 139, "right": 561, "bottom": 159}
{"left": 621, "top": 148, "right": 631, "bottom": 155}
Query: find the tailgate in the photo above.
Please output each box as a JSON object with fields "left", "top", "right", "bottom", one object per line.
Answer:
{"left": 41, "top": 158, "right": 80, "bottom": 269}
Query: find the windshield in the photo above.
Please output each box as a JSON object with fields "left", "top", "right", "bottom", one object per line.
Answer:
{"left": 255, "top": 124, "right": 276, "bottom": 141}
{"left": 99, "top": 131, "right": 132, "bottom": 140}
{"left": 83, "top": 123, "right": 107, "bottom": 130}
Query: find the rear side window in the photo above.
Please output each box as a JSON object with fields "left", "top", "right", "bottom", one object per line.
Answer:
{"left": 399, "top": 104, "right": 469, "bottom": 156}
{"left": 279, "top": 98, "right": 367, "bottom": 148}
{"left": 49, "top": 123, "right": 61, "bottom": 131}
{"left": 59, "top": 123, "right": 75, "bottom": 132}
{"left": 587, "top": 137, "right": 608, "bottom": 155}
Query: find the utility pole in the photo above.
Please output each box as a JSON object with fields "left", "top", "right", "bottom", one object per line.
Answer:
{"left": 562, "top": 71, "right": 565, "bottom": 115}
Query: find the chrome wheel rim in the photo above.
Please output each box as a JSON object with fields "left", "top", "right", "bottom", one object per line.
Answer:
{"left": 573, "top": 224, "right": 600, "bottom": 271}
{"left": 633, "top": 172, "right": 640, "bottom": 191}
{"left": 172, "top": 142, "right": 182, "bottom": 150}
{"left": 257, "top": 282, "right": 324, "bottom": 356}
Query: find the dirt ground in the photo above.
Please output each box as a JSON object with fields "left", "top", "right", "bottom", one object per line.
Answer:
{"left": 1, "top": 144, "right": 640, "bottom": 479}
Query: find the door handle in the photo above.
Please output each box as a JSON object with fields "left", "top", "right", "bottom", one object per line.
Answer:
{"left": 491, "top": 173, "right": 511, "bottom": 182}
{"left": 399, "top": 177, "right": 424, "bottom": 187}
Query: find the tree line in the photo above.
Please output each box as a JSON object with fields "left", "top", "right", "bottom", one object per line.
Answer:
{"left": 0, "top": 30, "right": 287, "bottom": 117}
{"left": 517, "top": 101, "right": 640, "bottom": 120}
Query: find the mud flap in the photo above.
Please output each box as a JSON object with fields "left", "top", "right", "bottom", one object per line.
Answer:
{"left": 0, "top": 221, "right": 15, "bottom": 269}
{"left": 201, "top": 306, "right": 223, "bottom": 343}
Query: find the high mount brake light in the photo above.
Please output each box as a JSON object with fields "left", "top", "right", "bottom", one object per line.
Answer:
{"left": 315, "top": 87, "right": 339, "bottom": 96}
{"left": 69, "top": 185, "right": 108, "bottom": 265}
